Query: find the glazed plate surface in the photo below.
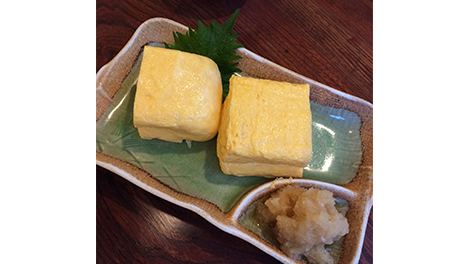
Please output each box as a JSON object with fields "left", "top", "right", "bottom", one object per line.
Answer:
{"left": 96, "top": 18, "right": 373, "bottom": 264}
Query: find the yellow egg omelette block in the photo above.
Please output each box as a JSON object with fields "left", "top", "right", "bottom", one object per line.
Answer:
{"left": 217, "top": 75, "right": 312, "bottom": 178}
{"left": 133, "top": 46, "right": 222, "bottom": 143}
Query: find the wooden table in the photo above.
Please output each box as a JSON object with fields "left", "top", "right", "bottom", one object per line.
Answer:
{"left": 96, "top": 0, "right": 373, "bottom": 263}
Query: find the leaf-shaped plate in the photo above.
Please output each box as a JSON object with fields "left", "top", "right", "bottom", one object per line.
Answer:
{"left": 96, "top": 18, "right": 373, "bottom": 264}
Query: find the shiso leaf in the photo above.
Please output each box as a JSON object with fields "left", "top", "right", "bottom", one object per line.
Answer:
{"left": 165, "top": 9, "right": 244, "bottom": 100}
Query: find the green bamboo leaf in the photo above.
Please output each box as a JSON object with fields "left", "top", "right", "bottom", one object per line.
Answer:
{"left": 165, "top": 9, "right": 243, "bottom": 100}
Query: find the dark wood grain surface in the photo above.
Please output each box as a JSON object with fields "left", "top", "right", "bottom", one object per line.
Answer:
{"left": 96, "top": 0, "right": 373, "bottom": 263}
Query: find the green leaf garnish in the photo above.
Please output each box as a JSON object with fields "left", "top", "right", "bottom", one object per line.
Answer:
{"left": 165, "top": 9, "right": 244, "bottom": 100}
